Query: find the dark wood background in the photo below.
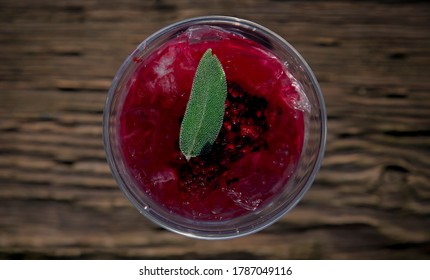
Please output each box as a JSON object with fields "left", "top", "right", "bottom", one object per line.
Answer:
{"left": 1, "top": 0, "right": 429, "bottom": 259}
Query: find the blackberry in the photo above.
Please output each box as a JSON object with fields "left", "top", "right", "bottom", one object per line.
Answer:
{"left": 177, "top": 82, "right": 269, "bottom": 198}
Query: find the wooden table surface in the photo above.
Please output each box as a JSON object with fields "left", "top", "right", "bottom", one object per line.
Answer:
{"left": 1, "top": 0, "right": 429, "bottom": 259}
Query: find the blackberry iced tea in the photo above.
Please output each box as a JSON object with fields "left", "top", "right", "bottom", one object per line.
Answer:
{"left": 104, "top": 17, "right": 325, "bottom": 239}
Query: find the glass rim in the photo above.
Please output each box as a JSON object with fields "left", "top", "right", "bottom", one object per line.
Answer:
{"left": 103, "top": 15, "right": 327, "bottom": 240}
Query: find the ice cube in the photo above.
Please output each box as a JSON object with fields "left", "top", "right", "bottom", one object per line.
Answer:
{"left": 151, "top": 47, "right": 178, "bottom": 93}
{"left": 224, "top": 178, "right": 263, "bottom": 211}
{"left": 185, "top": 25, "right": 228, "bottom": 44}
{"left": 220, "top": 150, "right": 284, "bottom": 211}
{"left": 286, "top": 72, "right": 311, "bottom": 113}
{"left": 154, "top": 48, "right": 175, "bottom": 78}
{"left": 152, "top": 169, "right": 176, "bottom": 185}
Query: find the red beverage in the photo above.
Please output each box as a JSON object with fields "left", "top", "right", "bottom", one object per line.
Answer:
{"left": 121, "top": 25, "right": 305, "bottom": 220}
{"left": 104, "top": 17, "right": 325, "bottom": 238}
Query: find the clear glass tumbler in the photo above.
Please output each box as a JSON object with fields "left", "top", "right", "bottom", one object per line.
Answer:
{"left": 103, "top": 16, "right": 326, "bottom": 239}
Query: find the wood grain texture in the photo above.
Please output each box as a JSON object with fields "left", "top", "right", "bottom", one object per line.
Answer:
{"left": 0, "top": 0, "right": 429, "bottom": 259}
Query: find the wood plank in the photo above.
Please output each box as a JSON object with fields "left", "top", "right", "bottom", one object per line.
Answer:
{"left": 0, "top": 0, "right": 429, "bottom": 259}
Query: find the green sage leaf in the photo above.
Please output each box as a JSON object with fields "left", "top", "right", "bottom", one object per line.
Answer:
{"left": 179, "top": 48, "right": 227, "bottom": 160}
